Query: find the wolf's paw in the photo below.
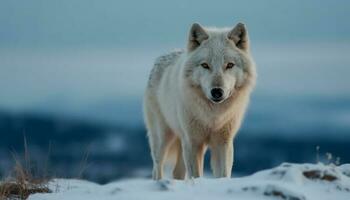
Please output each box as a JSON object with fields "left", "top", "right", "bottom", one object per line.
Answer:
{"left": 155, "top": 180, "right": 173, "bottom": 191}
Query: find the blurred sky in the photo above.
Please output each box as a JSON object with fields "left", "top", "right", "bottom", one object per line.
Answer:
{"left": 0, "top": 0, "right": 350, "bottom": 125}
{"left": 1, "top": 0, "right": 350, "bottom": 47}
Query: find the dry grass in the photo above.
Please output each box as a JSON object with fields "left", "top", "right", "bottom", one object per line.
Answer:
{"left": 0, "top": 137, "right": 91, "bottom": 199}
{"left": 0, "top": 137, "right": 51, "bottom": 200}
{"left": 315, "top": 145, "right": 341, "bottom": 166}
{"left": 0, "top": 181, "right": 50, "bottom": 200}
{"left": 303, "top": 170, "right": 338, "bottom": 182}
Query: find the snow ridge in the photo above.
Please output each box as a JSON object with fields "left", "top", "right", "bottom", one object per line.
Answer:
{"left": 28, "top": 163, "right": 350, "bottom": 200}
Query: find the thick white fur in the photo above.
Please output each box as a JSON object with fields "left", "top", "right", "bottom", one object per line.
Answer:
{"left": 144, "top": 22, "right": 257, "bottom": 180}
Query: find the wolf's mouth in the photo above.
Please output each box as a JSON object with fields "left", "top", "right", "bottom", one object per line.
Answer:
{"left": 210, "top": 97, "right": 225, "bottom": 104}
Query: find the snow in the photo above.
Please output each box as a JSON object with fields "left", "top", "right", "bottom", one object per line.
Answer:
{"left": 28, "top": 163, "right": 350, "bottom": 200}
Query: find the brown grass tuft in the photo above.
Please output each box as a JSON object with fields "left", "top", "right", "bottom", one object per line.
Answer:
{"left": 303, "top": 170, "right": 338, "bottom": 182}
{"left": 0, "top": 182, "right": 50, "bottom": 200}
{"left": 0, "top": 136, "right": 51, "bottom": 200}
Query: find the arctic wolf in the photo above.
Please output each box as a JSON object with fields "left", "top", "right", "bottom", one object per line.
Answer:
{"left": 144, "top": 22, "right": 257, "bottom": 180}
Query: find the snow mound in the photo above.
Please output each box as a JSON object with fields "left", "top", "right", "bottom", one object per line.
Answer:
{"left": 28, "top": 163, "right": 350, "bottom": 200}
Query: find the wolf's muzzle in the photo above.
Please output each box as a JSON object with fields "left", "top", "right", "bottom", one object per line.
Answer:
{"left": 210, "top": 88, "right": 224, "bottom": 102}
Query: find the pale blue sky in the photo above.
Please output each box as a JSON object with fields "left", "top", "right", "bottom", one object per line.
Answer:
{"left": 0, "top": 1, "right": 350, "bottom": 129}
{"left": 0, "top": 0, "right": 349, "bottom": 47}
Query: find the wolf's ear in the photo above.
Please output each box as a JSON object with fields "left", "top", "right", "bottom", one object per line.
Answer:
{"left": 228, "top": 22, "right": 249, "bottom": 51}
{"left": 188, "top": 23, "right": 209, "bottom": 51}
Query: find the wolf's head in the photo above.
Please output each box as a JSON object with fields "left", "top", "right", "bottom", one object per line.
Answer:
{"left": 183, "top": 22, "right": 256, "bottom": 104}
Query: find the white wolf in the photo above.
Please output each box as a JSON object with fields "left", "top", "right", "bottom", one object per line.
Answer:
{"left": 143, "top": 22, "right": 257, "bottom": 180}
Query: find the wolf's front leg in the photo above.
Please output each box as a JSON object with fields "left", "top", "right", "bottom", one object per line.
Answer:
{"left": 210, "top": 142, "right": 234, "bottom": 178}
{"left": 181, "top": 139, "right": 206, "bottom": 178}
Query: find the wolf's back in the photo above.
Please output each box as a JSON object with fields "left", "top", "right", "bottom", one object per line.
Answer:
{"left": 147, "top": 50, "right": 184, "bottom": 88}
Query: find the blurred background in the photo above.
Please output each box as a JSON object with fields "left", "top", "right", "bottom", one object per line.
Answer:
{"left": 0, "top": 0, "right": 349, "bottom": 183}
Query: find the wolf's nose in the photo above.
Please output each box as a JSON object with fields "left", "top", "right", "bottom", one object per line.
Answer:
{"left": 210, "top": 88, "right": 224, "bottom": 101}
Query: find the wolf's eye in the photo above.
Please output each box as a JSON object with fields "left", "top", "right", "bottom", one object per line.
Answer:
{"left": 226, "top": 62, "right": 235, "bottom": 69}
{"left": 200, "top": 63, "right": 210, "bottom": 69}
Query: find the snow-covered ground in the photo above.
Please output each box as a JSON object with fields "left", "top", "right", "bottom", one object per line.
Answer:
{"left": 28, "top": 163, "right": 350, "bottom": 200}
